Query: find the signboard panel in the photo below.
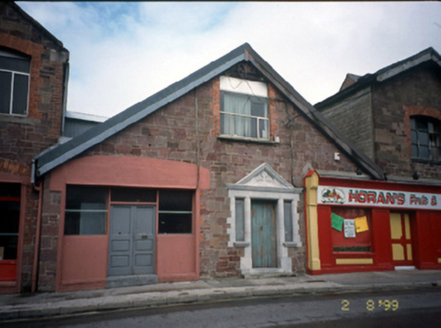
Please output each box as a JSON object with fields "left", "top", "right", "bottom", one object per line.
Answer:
{"left": 318, "top": 186, "right": 441, "bottom": 210}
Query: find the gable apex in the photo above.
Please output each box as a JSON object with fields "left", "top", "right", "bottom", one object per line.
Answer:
{"left": 233, "top": 163, "right": 295, "bottom": 191}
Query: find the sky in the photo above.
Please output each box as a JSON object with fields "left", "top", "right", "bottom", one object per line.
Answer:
{"left": 17, "top": 1, "right": 441, "bottom": 119}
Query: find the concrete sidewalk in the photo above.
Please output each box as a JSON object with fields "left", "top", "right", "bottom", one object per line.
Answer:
{"left": 1, "top": 270, "right": 441, "bottom": 321}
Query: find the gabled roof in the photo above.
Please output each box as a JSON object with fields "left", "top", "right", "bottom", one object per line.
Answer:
{"left": 33, "top": 43, "right": 385, "bottom": 181}
{"left": 316, "top": 47, "right": 441, "bottom": 109}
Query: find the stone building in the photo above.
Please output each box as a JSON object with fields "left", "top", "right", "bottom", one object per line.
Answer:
{"left": 316, "top": 47, "right": 441, "bottom": 180}
{"left": 303, "top": 48, "right": 441, "bottom": 276}
{"left": 0, "top": 2, "right": 69, "bottom": 293}
{"left": 30, "top": 41, "right": 384, "bottom": 292}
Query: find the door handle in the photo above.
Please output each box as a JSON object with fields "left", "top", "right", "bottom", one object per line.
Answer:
{"left": 140, "top": 233, "right": 148, "bottom": 239}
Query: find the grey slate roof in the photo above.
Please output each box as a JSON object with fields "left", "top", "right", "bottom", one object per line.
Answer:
{"left": 33, "top": 43, "right": 385, "bottom": 181}
{"left": 316, "top": 47, "right": 441, "bottom": 109}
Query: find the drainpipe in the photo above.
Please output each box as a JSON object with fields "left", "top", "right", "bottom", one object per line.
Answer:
{"left": 31, "top": 160, "right": 43, "bottom": 293}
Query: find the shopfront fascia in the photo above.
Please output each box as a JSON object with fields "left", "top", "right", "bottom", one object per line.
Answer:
{"left": 48, "top": 156, "right": 210, "bottom": 292}
{"left": 304, "top": 170, "right": 441, "bottom": 275}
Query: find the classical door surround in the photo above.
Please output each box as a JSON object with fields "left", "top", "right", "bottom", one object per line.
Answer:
{"left": 227, "top": 163, "right": 303, "bottom": 276}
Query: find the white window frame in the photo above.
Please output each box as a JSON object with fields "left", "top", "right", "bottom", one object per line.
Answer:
{"left": 220, "top": 76, "right": 269, "bottom": 140}
{"left": 0, "top": 50, "right": 30, "bottom": 117}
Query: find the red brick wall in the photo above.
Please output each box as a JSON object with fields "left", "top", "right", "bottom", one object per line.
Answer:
{"left": 0, "top": 3, "right": 68, "bottom": 292}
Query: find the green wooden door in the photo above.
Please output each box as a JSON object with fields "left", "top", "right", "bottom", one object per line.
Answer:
{"left": 251, "top": 200, "right": 277, "bottom": 268}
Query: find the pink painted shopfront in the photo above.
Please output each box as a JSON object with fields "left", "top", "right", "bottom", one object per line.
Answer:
{"left": 50, "top": 156, "right": 209, "bottom": 291}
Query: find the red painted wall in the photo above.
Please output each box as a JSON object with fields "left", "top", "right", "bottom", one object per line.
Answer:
{"left": 60, "top": 236, "right": 108, "bottom": 291}
{"left": 157, "top": 235, "right": 196, "bottom": 282}
{"left": 414, "top": 211, "right": 441, "bottom": 270}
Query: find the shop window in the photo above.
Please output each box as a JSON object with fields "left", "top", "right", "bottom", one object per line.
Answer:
{"left": 0, "top": 48, "right": 30, "bottom": 116}
{"left": 111, "top": 187, "right": 156, "bottom": 203}
{"left": 64, "top": 186, "right": 108, "bottom": 235}
{"left": 410, "top": 116, "right": 441, "bottom": 161}
{"left": 0, "top": 183, "right": 20, "bottom": 261}
{"left": 331, "top": 208, "right": 371, "bottom": 252}
{"left": 158, "top": 190, "right": 193, "bottom": 234}
{"left": 220, "top": 76, "right": 269, "bottom": 140}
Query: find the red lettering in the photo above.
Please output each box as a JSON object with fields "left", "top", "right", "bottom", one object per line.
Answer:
{"left": 367, "top": 192, "right": 376, "bottom": 204}
{"left": 358, "top": 191, "right": 367, "bottom": 204}
{"left": 348, "top": 190, "right": 358, "bottom": 203}
{"left": 377, "top": 192, "right": 385, "bottom": 204}
{"left": 386, "top": 193, "right": 395, "bottom": 205}
{"left": 396, "top": 194, "right": 405, "bottom": 205}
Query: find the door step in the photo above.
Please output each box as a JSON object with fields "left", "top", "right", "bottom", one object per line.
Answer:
{"left": 106, "top": 274, "right": 158, "bottom": 288}
{"left": 394, "top": 266, "right": 416, "bottom": 271}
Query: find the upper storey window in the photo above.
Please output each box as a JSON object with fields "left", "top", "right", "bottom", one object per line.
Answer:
{"left": 0, "top": 48, "right": 30, "bottom": 116}
{"left": 220, "top": 76, "right": 269, "bottom": 140}
{"left": 411, "top": 116, "right": 441, "bottom": 161}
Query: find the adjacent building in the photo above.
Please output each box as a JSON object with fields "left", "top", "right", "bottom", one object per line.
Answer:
{"left": 309, "top": 48, "right": 441, "bottom": 275}
{"left": 0, "top": 2, "right": 69, "bottom": 293}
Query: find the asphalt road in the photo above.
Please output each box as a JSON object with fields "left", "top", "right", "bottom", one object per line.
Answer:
{"left": 3, "top": 287, "right": 441, "bottom": 328}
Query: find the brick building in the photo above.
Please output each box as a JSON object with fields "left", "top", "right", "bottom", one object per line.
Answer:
{"left": 0, "top": 2, "right": 69, "bottom": 293}
{"left": 304, "top": 48, "right": 441, "bottom": 275}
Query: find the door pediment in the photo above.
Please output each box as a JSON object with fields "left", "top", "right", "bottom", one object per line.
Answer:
{"left": 228, "top": 163, "right": 300, "bottom": 193}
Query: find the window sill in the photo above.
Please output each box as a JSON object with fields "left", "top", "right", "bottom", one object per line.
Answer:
{"left": 234, "top": 241, "right": 250, "bottom": 247}
{"left": 283, "top": 242, "right": 301, "bottom": 248}
{"left": 411, "top": 158, "right": 441, "bottom": 165}
{"left": 218, "top": 135, "right": 279, "bottom": 145}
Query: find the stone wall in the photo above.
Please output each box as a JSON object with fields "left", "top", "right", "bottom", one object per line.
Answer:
{"left": 372, "top": 66, "right": 441, "bottom": 179}
{"left": 320, "top": 87, "right": 374, "bottom": 160}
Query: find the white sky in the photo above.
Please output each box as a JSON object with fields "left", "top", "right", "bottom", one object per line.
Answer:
{"left": 17, "top": 1, "right": 441, "bottom": 118}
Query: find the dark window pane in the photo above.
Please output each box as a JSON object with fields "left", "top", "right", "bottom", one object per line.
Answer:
{"left": 410, "top": 118, "right": 416, "bottom": 129}
{"left": 159, "top": 190, "right": 192, "bottom": 211}
{"left": 235, "top": 199, "right": 244, "bottom": 241}
{"left": 416, "top": 118, "right": 428, "bottom": 131}
{"left": 420, "top": 145, "right": 430, "bottom": 159}
{"left": 111, "top": 187, "right": 156, "bottom": 202}
{"left": 0, "top": 71, "right": 12, "bottom": 114}
{"left": 0, "top": 55, "right": 30, "bottom": 73}
{"left": 411, "top": 145, "right": 418, "bottom": 157}
{"left": 0, "top": 183, "right": 20, "bottom": 197}
{"left": 419, "top": 131, "right": 429, "bottom": 146}
{"left": 66, "top": 185, "right": 107, "bottom": 210}
{"left": 284, "top": 201, "right": 293, "bottom": 242}
{"left": 64, "top": 211, "right": 106, "bottom": 235}
{"left": 158, "top": 213, "right": 192, "bottom": 234}
{"left": 64, "top": 212, "right": 80, "bottom": 235}
{"left": 12, "top": 74, "right": 28, "bottom": 115}
{"left": 250, "top": 97, "right": 267, "bottom": 117}
{"left": 0, "top": 201, "right": 20, "bottom": 233}
{"left": 0, "top": 235, "right": 18, "bottom": 260}
{"left": 410, "top": 130, "right": 417, "bottom": 144}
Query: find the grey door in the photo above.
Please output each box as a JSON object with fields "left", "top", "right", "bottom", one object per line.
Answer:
{"left": 108, "top": 205, "right": 155, "bottom": 277}
{"left": 251, "top": 200, "right": 277, "bottom": 268}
